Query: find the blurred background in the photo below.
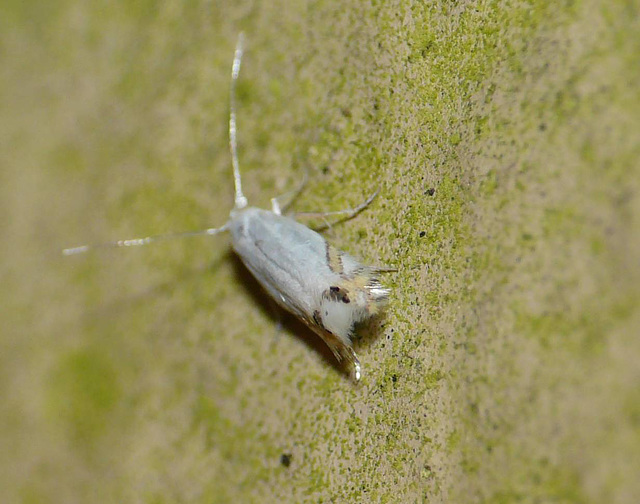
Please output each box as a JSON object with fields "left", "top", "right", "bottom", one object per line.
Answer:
{"left": 1, "top": 1, "right": 639, "bottom": 502}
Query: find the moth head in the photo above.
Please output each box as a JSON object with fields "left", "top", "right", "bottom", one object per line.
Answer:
{"left": 317, "top": 272, "right": 389, "bottom": 343}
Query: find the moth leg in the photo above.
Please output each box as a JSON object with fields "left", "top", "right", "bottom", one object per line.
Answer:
{"left": 266, "top": 299, "right": 285, "bottom": 354}
{"left": 292, "top": 189, "right": 380, "bottom": 231}
{"left": 372, "top": 265, "right": 399, "bottom": 273}
{"left": 271, "top": 169, "right": 308, "bottom": 215}
{"left": 268, "top": 298, "right": 284, "bottom": 334}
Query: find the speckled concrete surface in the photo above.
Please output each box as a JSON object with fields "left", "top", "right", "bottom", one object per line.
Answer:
{"left": 1, "top": 1, "right": 638, "bottom": 502}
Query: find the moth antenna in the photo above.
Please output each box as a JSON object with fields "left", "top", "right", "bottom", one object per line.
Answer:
{"left": 62, "top": 225, "right": 228, "bottom": 256}
{"left": 229, "top": 32, "right": 247, "bottom": 210}
{"left": 63, "top": 36, "right": 248, "bottom": 257}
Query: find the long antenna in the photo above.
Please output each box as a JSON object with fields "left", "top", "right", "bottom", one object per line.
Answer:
{"left": 62, "top": 225, "right": 228, "bottom": 256}
{"left": 62, "top": 35, "right": 247, "bottom": 257}
{"left": 229, "top": 33, "right": 248, "bottom": 209}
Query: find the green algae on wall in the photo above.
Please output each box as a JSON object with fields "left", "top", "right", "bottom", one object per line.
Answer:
{"left": 1, "top": 0, "right": 639, "bottom": 502}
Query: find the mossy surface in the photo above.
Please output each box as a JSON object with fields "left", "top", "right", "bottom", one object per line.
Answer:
{"left": 1, "top": 0, "right": 638, "bottom": 502}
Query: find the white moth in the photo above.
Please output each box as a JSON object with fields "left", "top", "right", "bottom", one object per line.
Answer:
{"left": 63, "top": 34, "right": 390, "bottom": 380}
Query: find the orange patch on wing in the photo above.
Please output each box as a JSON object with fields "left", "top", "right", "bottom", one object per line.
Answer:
{"left": 326, "top": 245, "right": 344, "bottom": 274}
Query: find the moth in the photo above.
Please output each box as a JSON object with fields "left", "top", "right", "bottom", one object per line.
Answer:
{"left": 64, "top": 34, "right": 391, "bottom": 380}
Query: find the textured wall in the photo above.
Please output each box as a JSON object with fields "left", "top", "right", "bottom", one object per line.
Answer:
{"left": 1, "top": 1, "right": 638, "bottom": 502}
